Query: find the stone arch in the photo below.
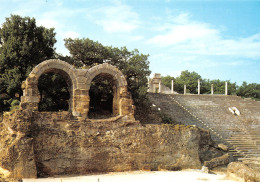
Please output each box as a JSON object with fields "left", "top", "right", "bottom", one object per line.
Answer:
{"left": 20, "top": 59, "right": 77, "bottom": 112}
{"left": 85, "top": 63, "right": 127, "bottom": 90}
{"left": 85, "top": 63, "right": 134, "bottom": 117}
{"left": 20, "top": 60, "right": 135, "bottom": 119}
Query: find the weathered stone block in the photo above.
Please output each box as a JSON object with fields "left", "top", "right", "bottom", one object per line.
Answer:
{"left": 228, "top": 162, "right": 260, "bottom": 182}
{"left": 204, "top": 153, "right": 230, "bottom": 169}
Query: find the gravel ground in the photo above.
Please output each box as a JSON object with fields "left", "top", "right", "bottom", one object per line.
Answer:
{"left": 23, "top": 170, "right": 238, "bottom": 182}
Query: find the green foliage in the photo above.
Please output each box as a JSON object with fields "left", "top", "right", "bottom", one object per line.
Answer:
{"left": 237, "top": 82, "right": 260, "bottom": 100}
{"left": 199, "top": 79, "right": 237, "bottom": 95}
{"left": 160, "top": 113, "right": 175, "bottom": 124}
{"left": 10, "top": 99, "right": 20, "bottom": 111}
{"left": 38, "top": 73, "right": 70, "bottom": 111}
{"left": 0, "top": 14, "right": 56, "bottom": 110}
{"left": 64, "top": 38, "right": 151, "bottom": 104}
{"left": 161, "top": 75, "right": 174, "bottom": 88}
{"left": 208, "top": 79, "right": 237, "bottom": 95}
{"left": 200, "top": 79, "right": 211, "bottom": 94}
{"left": 64, "top": 38, "right": 109, "bottom": 67}
{"left": 174, "top": 70, "right": 201, "bottom": 94}
{"left": 11, "top": 99, "right": 20, "bottom": 106}
{"left": 163, "top": 71, "right": 238, "bottom": 95}
{"left": 89, "top": 75, "right": 113, "bottom": 118}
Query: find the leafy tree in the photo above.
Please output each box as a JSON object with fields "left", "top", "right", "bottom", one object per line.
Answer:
{"left": 64, "top": 38, "right": 109, "bottom": 67}
{"left": 166, "top": 71, "right": 237, "bottom": 95}
{"left": 200, "top": 79, "right": 211, "bottom": 94}
{"left": 161, "top": 75, "right": 174, "bottom": 88}
{"left": 88, "top": 75, "right": 113, "bottom": 118}
{"left": 237, "top": 82, "right": 260, "bottom": 100}
{"left": 174, "top": 70, "right": 202, "bottom": 94}
{"left": 206, "top": 79, "right": 237, "bottom": 95}
{"left": 64, "top": 38, "right": 151, "bottom": 104}
{"left": 38, "top": 73, "right": 70, "bottom": 111}
{"left": 0, "top": 14, "right": 56, "bottom": 110}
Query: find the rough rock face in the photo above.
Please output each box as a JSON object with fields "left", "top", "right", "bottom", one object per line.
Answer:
{"left": 0, "top": 110, "right": 37, "bottom": 179}
{"left": 204, "top": 153, "right": 230, "bottom": 169}
{"left": 228, "top": 162, "right": 260, "bottom": 182}
{"left": 0, "top": 110, "right": 226, "bottom": 180}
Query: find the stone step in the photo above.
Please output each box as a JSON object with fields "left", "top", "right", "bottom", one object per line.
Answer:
{"left": 229, "top": 150, "right": 244, "bottom": 154}
{"left": 230, "top": 145, "right": 259, "bottom": 148}
{"left": 232, "top": 147, "right": 259, "bottom": 151}
{"left": 227, "top": 140, "right": 257, "bottom": 143}
{"left": 231, "top": 134, "right": 260, "bottom": 136}
{"left": 148, "top": 93, "right": 260, "bottom": 157}
{"left": 234, "top": 151, "right": 260, "bottom": 155}
{"left": 231, "top": 149, "right": 260, "bottom": 154}
{"left": 228, "top": 140, "right": 260, "bottom": 143}
{"left": 230, "top": 136, "right": 260, "bottom": 139}
{"left": 229, "top": 152, "right": 245, "bottom": 157}
{"left": 227, "top": 137, "right": 260, "bottom": 140}
{"left": 240, "top": 160, "right": 260, "bottom": 164}
{"left": 235, "top": 149, "right": 260, "bottom": 152}
{"left": 226, "top": 140, "right": 257, "bottom": 144}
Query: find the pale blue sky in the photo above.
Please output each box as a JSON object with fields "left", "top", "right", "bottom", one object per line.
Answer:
{"left": 0, "top": 0, "right": 260, "bottom": 85}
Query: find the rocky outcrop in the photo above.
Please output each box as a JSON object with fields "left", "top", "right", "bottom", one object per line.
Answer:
{"left": 204, "top": 153, "right": 230, "bottom": 169}
{"left": 0, "top": 110, "right": 227, "bottom": 180}
{"left": 228, "top": 162, "right": 260, "bottom": 182}
{"left": 0, "top": 110, "right": 37, "bottom": 179}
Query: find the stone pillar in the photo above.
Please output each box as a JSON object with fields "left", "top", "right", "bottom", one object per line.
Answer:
{"left": 72, "top": 89, "right": 90, "bottom": 118}
{"left": 113, "top": 86, "right": 120, "bottom": 116}
{"left": 119, "top": 86, "right": 135, "bottom": 117}
{"left": 159, "top": 81, "right": 161, "bottom": 93}
{"left": 211, "top": 84, "right": 214, "bottom": 95}
{"left": 225, "top": 82, "right": 228, "bottom": 95}
{"left": 20, "top": 78, "right": 40, "bottom": 111}
{"left": 184, "top": 85, "right": 186, "bottom": 95}
{"left": 198, "top": 79, "right": 200, "bottom": 95}
{"left": 171, "top": 80, "right": 174, "bottom": 94}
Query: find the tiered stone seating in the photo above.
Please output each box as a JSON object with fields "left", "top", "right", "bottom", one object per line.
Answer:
{"left": 147, "top": 93, "right": 260, "bottom": 169}
{"left": 147, "top": 93, "right": 202, "bottom": 127}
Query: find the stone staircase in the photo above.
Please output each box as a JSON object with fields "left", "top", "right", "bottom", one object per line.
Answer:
{"left": 147, "top": 93, "right": 260, "bottom": 170}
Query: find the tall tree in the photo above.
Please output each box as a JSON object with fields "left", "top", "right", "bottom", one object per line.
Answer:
{"left": 207, "top": 79, "right": 237, "bottom": 95}
{"left": 161, "top": 75, "right": 174, "bottom": 88}
{"left": 174, "top": 70, "right": 202, "bottom": 94}
{"left": 237, "top": 82, "right": 260, "bottom": 100}
{"left": 0, "top": 15, "right": 56, "bottom": 110}
{"left": 64, "top": 38, "right": 151, "bottom": 104}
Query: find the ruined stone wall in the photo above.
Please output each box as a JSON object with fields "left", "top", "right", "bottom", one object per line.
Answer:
{"left": 20, "top": 59, "right": 135, "bottom": 119}
{"left": 0, "top": 110, "right": 226, "bottom": 180}
{"left": 148, "top": 73, "right": 173, "bottom": 94}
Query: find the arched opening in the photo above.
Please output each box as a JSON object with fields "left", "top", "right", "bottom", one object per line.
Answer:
{"left": 38, "top": 71, "right": 71, "bottom": 112}
{"left": 88, "top": 73, "right": 115, "bottom": 119}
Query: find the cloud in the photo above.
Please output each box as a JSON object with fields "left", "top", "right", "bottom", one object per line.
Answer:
{"left": 32, "top": 5, "right": 83, "bottom": 55}
{"left": 147, "top": 12, "right": 260, "bottom": 59}
{"left": 37, "top": 18, "right": 58, "bottom": 29}
{"left": 147, "top": 12, "right": 219, "bottom": 47}
{"left": 148, "top": 23, "right": 218, "bottom": 46}
{"left": 129, "top": 35, "right": 143, "bottom": 41}
{"left": 89, "top": 1, "right": 140, "bottom": 33}
{"left": 11, "top": 0, "right": 44, "bottom": 16}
